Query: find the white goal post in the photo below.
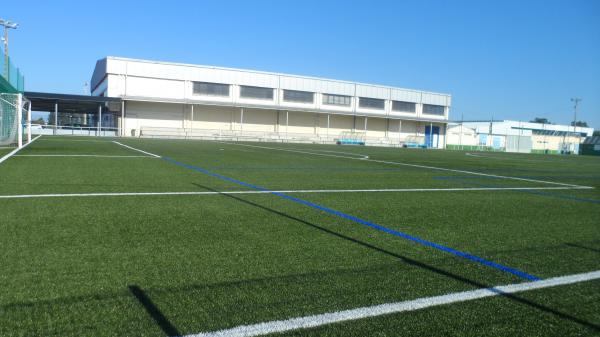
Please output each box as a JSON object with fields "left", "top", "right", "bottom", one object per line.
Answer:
{"left": 0, "top": 92, "right": 31, "bottom": 148}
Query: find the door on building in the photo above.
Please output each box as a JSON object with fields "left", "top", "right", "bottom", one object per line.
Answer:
{"left": 425, "top": 125, "right": 440, "bottom": 148}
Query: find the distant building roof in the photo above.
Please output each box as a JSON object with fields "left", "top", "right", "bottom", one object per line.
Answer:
{"left": 582, "top": 136, "right": 600, "bottom": 145}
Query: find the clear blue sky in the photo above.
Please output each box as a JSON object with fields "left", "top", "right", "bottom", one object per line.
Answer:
{"left": 3, "top": 0, "right": 599, "bottom": 128}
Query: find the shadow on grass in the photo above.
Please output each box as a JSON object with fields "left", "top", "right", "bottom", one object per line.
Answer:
{"left": 565, "top": 242, "right": 600, "bottom": 254}
{"left": 128, "top": 285, "right": 180, "bottom": 337}
{"left": 2, "top": 183, "right": 598, "bottom": 335}
{"left": 192, "top": 183, "right": 600, "bottom": 332}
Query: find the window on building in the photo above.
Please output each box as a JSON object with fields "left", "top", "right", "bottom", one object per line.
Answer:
{"left": 392, "top": 100, "right": 416, "bottom": 113}
{"left": 283, "top": 90, "right": 314, "bottom": 103}
{"left": 193, "top": 82, "right": 230, "bottom": 97}
{"left": 322, "top": 93, "right": 351, "bottom": 106}
{"left": 240, "top": 85, "right": 274, "bottom": 100}
{"left": 359, "top": 97, "right": 385, "bottom": 110}
{"left": 423, "top": 104, "right": 445, "bottom": 115}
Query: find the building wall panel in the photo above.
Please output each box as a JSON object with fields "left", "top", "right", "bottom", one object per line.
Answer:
{"left": 390, "top": 89, "right": 421, "bottom": 103}
{"left": 287, "top": 111, "right": 317, "bottom": 134}
{"left": 125, "top": 101, "right": 184, "bottom": 133}
{"left": 327, "top": 114, "right": 354, "bottom": 134}
{"left": 366, "top": 117, "right": 388, "bottom": 137}
{"left": 126, "top": 61, "right": 186, "bottom": 80}
{"left": 126, "top": 76, "right": 185, "bottom": 99}
{"left": 421, "top": 93, "right": 448, "bottom": 106}
{"left": 191, "top": 105, "right": 234, "bottom": 131}
{"left": 355, "top": 85, "right": 389, "bottom": 99}
{"left": 242, "top": 109, "right": 277, "bottom": 132}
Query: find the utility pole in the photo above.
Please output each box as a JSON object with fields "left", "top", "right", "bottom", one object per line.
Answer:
{"left": 571, "top": 98, "right": 582, "bottom": 154}
{"left": 488, "top": 114, "right": 493, "bottom": 151}
{"left": 0, "top": 18, "right": 19, "bottom": 79}
{"left": 459, "top": 112, "right": 463, "bottom": 150}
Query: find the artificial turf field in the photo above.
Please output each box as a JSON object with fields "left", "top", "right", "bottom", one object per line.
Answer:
{"left": 0, "top": 135, "right": 599, "bottom": 337}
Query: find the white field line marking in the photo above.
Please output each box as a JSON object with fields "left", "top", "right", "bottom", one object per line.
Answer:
{"left": 465, "top": 152, "right": 484, "bottom": 158}
{"left": 302, "top": 148, "right": 369, "bottom": 159}
{"left": 218, "top": 142, "right": 592, "bottom": 189}
{"left": 0, "top": 135, "right": 42, "bottom": 165}
{"left": 0, "top": 186, "right": 589, "bottom": 199}
{"left": 466, "top": 152, "right": 565, "bottom": 163}
{"left": 14, "top": 154, "right": 155, "bottom": 158}
{"left": 112, "top": 141, "right": 161, "bottom": 158}
{"left": 38, "top": 138, "right": 114, "bottom": 143}
{"left": 184, "top": 270, "right": 600, "bottom": 337}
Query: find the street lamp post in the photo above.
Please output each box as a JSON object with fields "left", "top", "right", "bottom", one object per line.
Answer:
{"left": 0, "top": 18, "right": 19, "bottom": 79}
{"left": 570, "top": 98, "right": 582, "bottom": 154}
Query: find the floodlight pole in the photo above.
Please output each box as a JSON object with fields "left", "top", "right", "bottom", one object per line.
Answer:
{"left": 1, "top": 19, "right": 19, "bottom": 79}
{"left": 3, "top": 26, "right": 6, "bottom": 78}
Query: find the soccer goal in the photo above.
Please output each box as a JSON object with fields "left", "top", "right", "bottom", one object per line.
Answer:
{"left": 0, "top": 92, "right": 31, "bottom": 148}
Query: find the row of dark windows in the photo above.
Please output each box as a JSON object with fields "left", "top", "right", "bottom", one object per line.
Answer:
{"left": 192, "top": 82, "right": 444, "bottom": 114}
{"left": 193, "top": 82, "right": 230, "bottom": 96}
{"left": 283, "top": 89, "right": 314, "bottom": 103}
{"left": 422, "top": 104, "right": 445, "bottom": 115}
{"left": 240, "top": 86, "right": 274, "bottom": 100}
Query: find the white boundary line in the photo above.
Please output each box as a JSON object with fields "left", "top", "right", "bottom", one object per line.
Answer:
{"left": 304, "top": 148, "right": 369, "bottom": 159}
{"left": 38, "top": 138, "right": 113, "bottom": 143}
{"left": 217, "top": 142, "right": 593, "bottom": 189}
{"left": 13, "top": 154, "right": 155, "bottom": 158}
{"left": 0, "top": 186, "right": 589, "bottom": 199}
{"left": 465, "top": 152, "right": 484, "bottom": 158}
{"left": 184, "top": 270, "right": 600, "bottom": 337}
{"left": 112, "top": 141, "right": 161, "bottom": 158}
{"left": 0, "top": 135, "right": 42, "bottom": 165}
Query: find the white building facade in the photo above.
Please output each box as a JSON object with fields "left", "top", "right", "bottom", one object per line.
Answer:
{"left": 447, "top": 120, "right": 594, "bottom": 154}
{"left": 91, "top": 57, "right": 451, "bottom": 147}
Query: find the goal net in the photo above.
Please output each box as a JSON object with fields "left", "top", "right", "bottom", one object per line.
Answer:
{"left": 0, "top": 92, "right": 24, "bottom": 147}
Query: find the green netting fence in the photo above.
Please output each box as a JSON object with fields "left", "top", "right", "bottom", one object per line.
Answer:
{"left": 0, "top": 55, "right": 25, "bottom": 93}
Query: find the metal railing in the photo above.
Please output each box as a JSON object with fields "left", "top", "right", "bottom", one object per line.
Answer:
{"left": 138, "top": 126, "right": 407, "bottom": 147}
{"left": 29, "top": 124, "right": 118, "bottom": 137}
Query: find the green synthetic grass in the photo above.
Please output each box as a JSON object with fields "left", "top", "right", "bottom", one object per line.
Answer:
{"left": 283, "top": 280, "right": 600, "bottom": 337}
{"left": 0, "top": 147, "right": 14, "bottom": 157}
{"left": 0, "top": 135, "right": 599, "bottom": 337}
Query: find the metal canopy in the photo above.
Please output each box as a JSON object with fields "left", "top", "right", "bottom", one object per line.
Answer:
{"left": 24, "top": 91, "right": 121, "bottom": 113}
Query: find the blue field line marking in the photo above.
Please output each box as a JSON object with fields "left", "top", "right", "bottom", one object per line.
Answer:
{"left": 204, "top": 166, "right": 404, "bottom": 172}
{"left": 162, "top": 157, "right": 542, "bottom": 281}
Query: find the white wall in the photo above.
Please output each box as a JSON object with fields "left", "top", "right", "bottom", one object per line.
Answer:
{"left": 446, "top": 125, "right": 478, "bottom": 146}
{"left": 124, "top": 101, "right": 446, "bottom": 147}
{"left": 99, "top": 57, "right": 451, "bottom": 121}
{"left": 125, "top": 101, "right": 185, "bottom": 135}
